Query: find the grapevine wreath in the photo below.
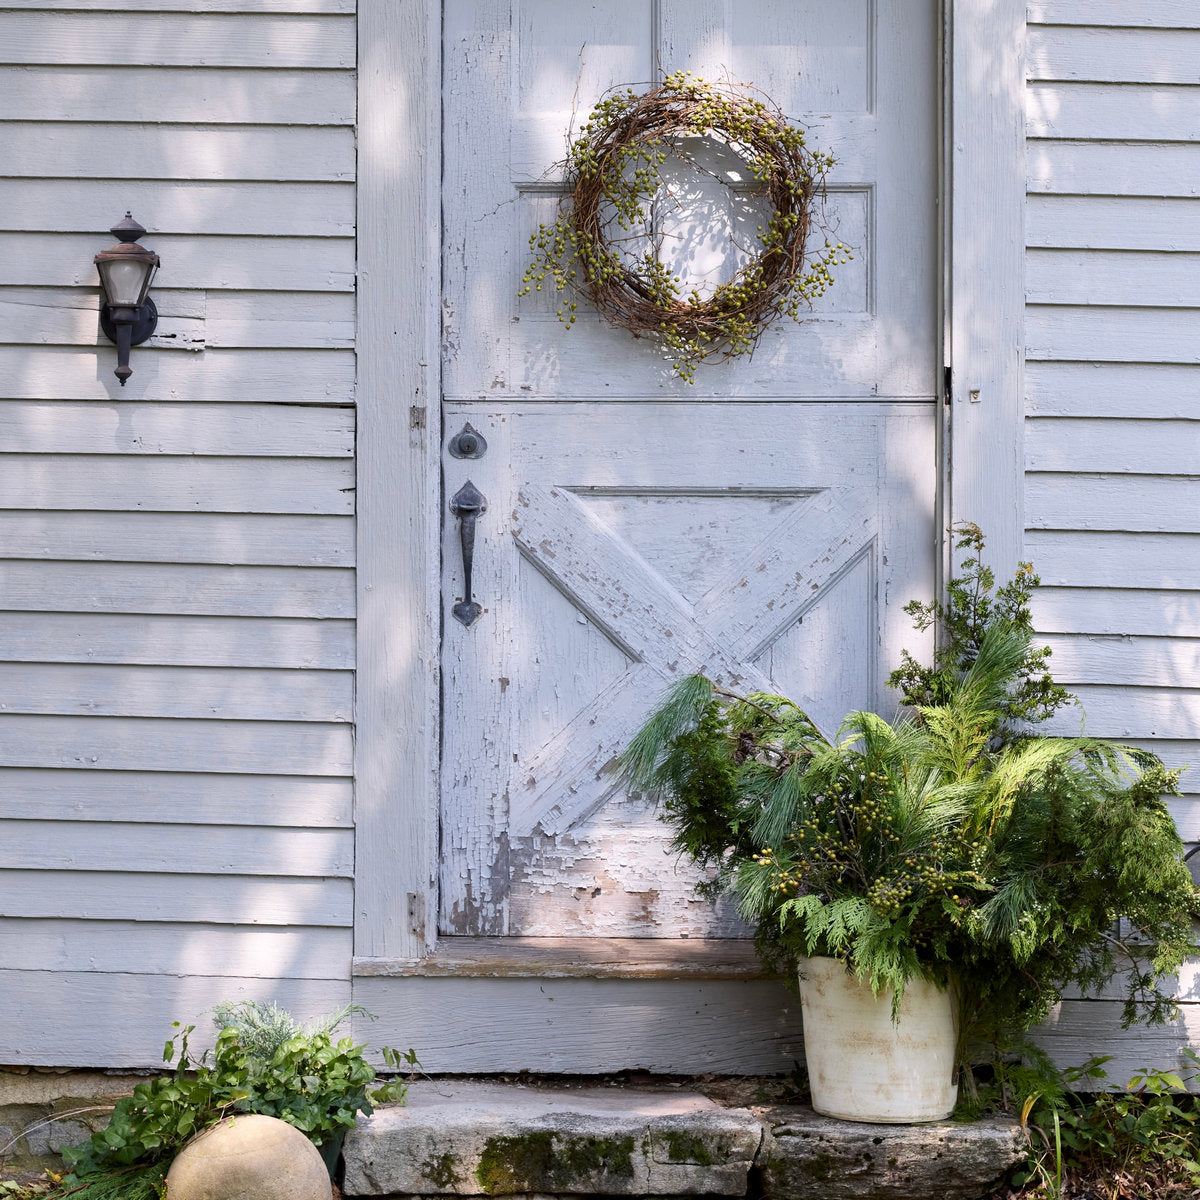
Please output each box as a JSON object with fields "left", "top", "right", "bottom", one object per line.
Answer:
{"left": 520, "top": 71, "right": 850, "bottom": 381}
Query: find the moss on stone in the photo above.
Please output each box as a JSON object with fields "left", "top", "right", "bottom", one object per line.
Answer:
{"left": 660, "top": 1129, "right": 716, "bottom": 1165}
{"left": 421, "top": 1150, "right": 461, "bottom": 1188}
{"left": 475, "top": 1130, "right": 636, "bottom": 1194}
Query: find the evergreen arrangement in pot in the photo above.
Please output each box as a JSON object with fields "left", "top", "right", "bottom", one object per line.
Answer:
{"left": 619, "top": 526, "right": 1199, "bottom": 1121}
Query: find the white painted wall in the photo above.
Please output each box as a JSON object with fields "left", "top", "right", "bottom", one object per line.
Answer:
{"left": 1024, "top": 0, "right": 1200, "bottom": 1079}
{"left": 0, "top": 0, "right": 357, "bottom": 1065}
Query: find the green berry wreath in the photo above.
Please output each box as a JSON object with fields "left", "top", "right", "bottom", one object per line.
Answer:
{"left": 520, "top": 71, "right": 849, "bottom": 382}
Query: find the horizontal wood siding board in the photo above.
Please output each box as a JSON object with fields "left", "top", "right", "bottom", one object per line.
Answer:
{"left": 1027, "top": 250, "right": 1200, "bottom": 307}
{"left": 1027, "top": 1, "right": 1200, "bottom": 27}
{"left": 351, "top": 976, "right": 804, "bottom": 1075}
{"left": 1026, "top": 306, "right": 1200, "bottom": 362}
{"left": 0, "top": 179, "right": 355, "bottom": 237}
{"left": 0, "top": 918, "right": 351, "bottom": 979}
{"left": 1043, "top": 634, "right": 1200, "bottom": 688}
{"left": 1042, "top": 686, "right": 1200, "bottom": 740}
{"left": 1026, "top": 418, "right": 1200, "bottom": 473}
{"left": 1026, "top": 474, "right": 1200, "bottom": 532}
{"left": 0, "top": 512, "right": 353, "bottom": 565}
{"left": 0, "top": 289, "right": 356, "bottom": 350}
{"left": 0, "top": 663, "right": 352, "bottom": 723}
{"left": 1028, "top": 27, "right": 1200, "bottom": 84}
{"left": 0, "top": 66, "right": 355, "bottom": 124}
{"left": 4, "top": 234, "right": 354, "bottom": 290}
{"left": 0, "top": 456, "right": 353, "bottom": 513}
{"left": 0, "top": 348, "right": 355, "bottom": 402}
{"left": 1028, "top": 142, "right": 1200, "bottom": 197}
{"left": 1027, "top": 196, "right": 1200, "bottom": 253}
{"left": 0, "top": 714, "right": 353, "bottom": 774}
{"left": 1, "top": 562, "right": 353, "bottom": 618}
{"left": 0, "top": 768, "right": 352, "bottom": 826}
{"left": 0, "top": 613, "right": 353, "bottom": 670}
{"left": 1027, "top": 531, "right": 1200, "bottom": 589}
{"left": 3, "top": 126, "right": 354, "bottom": 184}
{"left": 1033, "top": 588, "right": 1200, "bottom": 638}
{"left": 0, "top": 872, "right": 352, "bottom": 925}
{"left": 0, "top": 971, "right": 352, "bottom": 1067}
{"left": 0, "top": 12, "right": 355, "bottom": 68}
{"left": 3, "top": 820, "right": 353, "bottom": 875}
{"left": 1, "top": 1, "right": 355, "bottom": 10}
{"left": 1027, "top": 83, "right": 1200, "bottom": 143}
{"left": 1026, "top": 362, "right": 1200, "bottom": 418}
{"left": 0, "top": 401, "right": 353, "bottom": 457}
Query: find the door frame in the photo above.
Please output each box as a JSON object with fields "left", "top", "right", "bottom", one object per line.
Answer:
{"left": 352, "top": 0, "right": 1026, "bottom": 970}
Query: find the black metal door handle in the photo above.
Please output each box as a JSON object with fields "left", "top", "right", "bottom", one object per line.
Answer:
{"left": 449, "top": 480, "right": 487, "bottom": 626}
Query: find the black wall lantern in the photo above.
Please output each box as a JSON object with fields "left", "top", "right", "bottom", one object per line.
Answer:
{"left": 94, "top": 212, "right": 160, "bottom": 385}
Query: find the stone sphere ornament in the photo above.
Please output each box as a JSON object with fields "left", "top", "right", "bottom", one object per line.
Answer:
{"left": 520, "top": 71, "right": 849, "bottom": 381}
{"left": 164, "top": 1113, "right": 331, "bottom": 1200}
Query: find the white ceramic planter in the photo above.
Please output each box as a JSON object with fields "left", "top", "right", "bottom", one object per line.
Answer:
{"left": 797, "top": 955, "right": 958, "bottom": 1123}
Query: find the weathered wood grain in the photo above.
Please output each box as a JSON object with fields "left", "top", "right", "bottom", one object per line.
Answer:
{"left": 4, "top": 820, "right": 353, "bottom": 875}
{"left": 0, "top": 662, "right": 352, "bottom": 723}
{"left": 1027, "top": 250, "right": 1200, "bottom": 307}
{"left": 1028, "top": 196, "right": 1200, "bottom": 253}
{"left": 0, "top": 768, "right": 352, "bottom": 825}
{"left": 0, "top": 971, "right": 352, "bottom": 1067}
{"left": 1, "top": 66, "right": 355, "bottom": 124}
{"left": 1028, "top": 142, "right": 1200, "bottom": 197}
{"left": 1, "top": 561, "right": 354, "bottom": 618}
{"left": 0, "top": 455, "right": 353, "bottom": 513}
{"left": 0, "top": 179, "right": 355, "bottom": 237}
{"left": 0, "top": 613, "right": 353, "bottom": 670}
{"left": 0, "top": 12, "right": 355, "bottom": 68}
{"left": 0, "top": 714, "right": 353, "bottom": 775}
{"left": 0, "top": 919, "right": 351, "bottom": 978}
{"left": 1026, "top": 418, "right": 1200, "bottom": 473}
{"left": 0, "top": 347, "right": 355, "bottom": 402}
{"left": 0, "top": 512, "right": 353, "bottom": 565}
{"left": 1028, "top": 26, "right": 1200, "bottom": 84}
{"left": 1026, "top": 361, "right": 1200, "bottom": 418}
{"left": 0, "top": 401, "right": 353, "bottom": 456}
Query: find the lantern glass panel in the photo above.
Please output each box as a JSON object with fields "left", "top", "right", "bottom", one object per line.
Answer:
{"left": 100, "top": 257, "right": 153, "bottom": 307}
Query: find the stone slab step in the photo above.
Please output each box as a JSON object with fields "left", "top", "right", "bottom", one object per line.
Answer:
{"left": 341, "top": 1081, "right": 1025, "bottom": 1199}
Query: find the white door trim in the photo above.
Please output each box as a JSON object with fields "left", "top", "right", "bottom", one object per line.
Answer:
{"left": 352, "top": 0, "right": 1026, "bottom": 967}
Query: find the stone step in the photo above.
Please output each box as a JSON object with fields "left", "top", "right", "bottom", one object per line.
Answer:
{"left": 341, "top": 1081, "right": 1025, "bottom": 1200}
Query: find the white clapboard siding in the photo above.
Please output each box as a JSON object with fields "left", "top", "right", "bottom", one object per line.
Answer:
{"left": 1028, "top": 143, "right": 1200, "bottom": 197}
{"left": 1027, "top": 419, "right": 1200, "bottom": 474}
{"left": 1027, "top": 361, "right": 1200, "bottom": 418}
{"left": 0, "top": 768, "right": 353, "bottom": 825}
{"left": 0, "top": 456, "right": 353, "bottom": 513}
{"left": 0, "top": 402, "right": 353, "bottom": 456}
{"left": 0, "top": 613, "right": 353, "bottom": 670}
{"left": 1, "top": 562, "right": 354, "bottom": 618}
{"left": 0, "top": 12, "right": 355, "bottom": 68}
{"left": 0, "top": 1, "right": 358, "bottom": 1065}
{"left": 1028, "top": 83, "right": 1200, "bottom": 143}
{"left": 0, "top": 347, "right": 355, "bottom": 401}
{"left": 2, "top": 67, "right": 355, "bottom": 125}
{"left": 1027, "top": 26, "right": 1200, "bottom": 85}
{"left": 1025, "top": 13, "right": 1200, "bottom": 1091}
{"left": 0, "top": 971, "right": 352, "bottom": 1068}
{"left": 1028, "top": 197, "right": 1200, "bottom": 253}
{"left": 6, "top": 821, "right": 353, "bottom": 875}
{"left": 0, "top": 180, "right": 355, "bottom": 237}
{"left": 0, "top": 919, "right": 351, "bottom": 978}
{"left": 0, "top": 663, "right": 353, "bottom": 723}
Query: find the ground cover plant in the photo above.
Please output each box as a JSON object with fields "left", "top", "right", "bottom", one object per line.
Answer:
{"left": 28, "top": 1002, "right": 414, "bottom": 1200}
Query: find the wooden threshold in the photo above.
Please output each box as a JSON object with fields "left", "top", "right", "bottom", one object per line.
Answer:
{"left": 353, "top": 936, "right": 771, "bottom": 981}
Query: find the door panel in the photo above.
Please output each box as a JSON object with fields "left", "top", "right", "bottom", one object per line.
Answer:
{"left": 441, "top": 1, "right": 938, "bottom": 938}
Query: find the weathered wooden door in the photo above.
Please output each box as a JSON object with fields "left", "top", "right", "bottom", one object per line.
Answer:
{"left": 440, "top": 1, "right": 939, "bottom": 939}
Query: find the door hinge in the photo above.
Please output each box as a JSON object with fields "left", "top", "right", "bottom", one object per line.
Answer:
{"left": 406, "top": 892, "right": 426, "bottom": 940}
{"left": 943, "top": 365, "right": 952, "bottom": 406}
